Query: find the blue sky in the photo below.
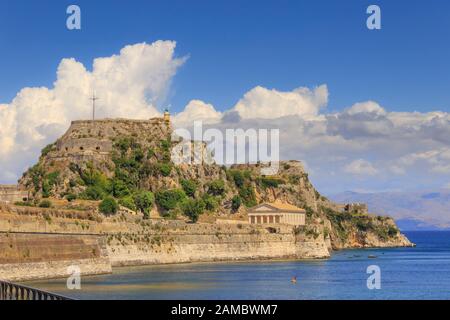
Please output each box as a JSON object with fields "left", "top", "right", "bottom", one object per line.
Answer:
{"left": 1, "top": 0, "right": 450, "bottom": 113}
{"left": 1, "top": 0, "right": 449, "bottom": 195}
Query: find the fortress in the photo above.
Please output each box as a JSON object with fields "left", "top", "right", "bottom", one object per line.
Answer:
{"left": 54, "top": 116, "right": 171, "bottom": 158}
{"left": 0, "top": 185, "right": 29, "bottom": 204}
{"left": 0, "top": 112, "right": 413, "bottom": 282}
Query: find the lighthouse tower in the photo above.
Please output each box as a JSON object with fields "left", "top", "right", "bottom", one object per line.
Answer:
{"left": 163, "top": 107, "right": 170, "bottom": 124}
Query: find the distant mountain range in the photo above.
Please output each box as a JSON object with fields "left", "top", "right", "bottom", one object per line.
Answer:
{"left": 329, "top": 190, "right": 450, "bottom": 231}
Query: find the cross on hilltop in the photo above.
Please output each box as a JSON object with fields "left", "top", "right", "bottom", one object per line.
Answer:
{"left": 90, "top": 92, "right": 99, "bottom": 121}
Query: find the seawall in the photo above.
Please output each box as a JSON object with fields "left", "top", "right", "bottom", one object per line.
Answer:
{"left": 0, "top": 232, "right": 112, "bottom": 282}
{"left": 0, "top": 210, "right": 330, "bottom": 281}
{"left": 107, "top": 227, "right": 330, "bottom": 267}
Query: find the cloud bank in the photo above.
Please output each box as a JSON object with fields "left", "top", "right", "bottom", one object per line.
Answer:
{"left": 1, "top": 40, "right": 449, "bottom": 194}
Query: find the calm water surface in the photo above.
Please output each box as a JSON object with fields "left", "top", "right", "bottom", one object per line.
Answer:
{"left": 27, "top": 231, "right": 450, "bottom": 300}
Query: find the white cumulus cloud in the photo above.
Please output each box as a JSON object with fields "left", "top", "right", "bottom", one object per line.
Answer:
{"left": 344, "top": 159, "right": 378, "bottom": 176}
{"left": 232, "top": 85, "right": 328, "bottom": 120}
{"left": 173, "top": 100, "right": 222, "bottom": 126}
{"left": 0, "top": 40, "right": 186, "bottom": 182}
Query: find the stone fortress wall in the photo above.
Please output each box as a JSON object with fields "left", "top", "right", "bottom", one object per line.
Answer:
{"left": 53, "top": 118, "right": 172, "bottom": 158}
{"left": 0, "top": 209, "right": 330, "bottom": 281}
{"left": 0, "top": 232, "right": 111, "bottom": 282}
{"left": 0, "top": 185, "right": 29, "bottom": 204}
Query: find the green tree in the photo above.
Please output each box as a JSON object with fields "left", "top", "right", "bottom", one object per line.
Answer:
{"left": 112, "top": 179, "right": 130, "bottom": 198}
{"left": 180, "top": 179, "right": 197, "bottom": 197}
{"left": 99, "top": 197, "right": 119, "bottom": 216}
{"left": 228, "top": 170, "right": 245, "bottom": 188}
{"left": 42, "top": 180, "right": 52, "bottom": 198}
{"left": 182, "top": 199, "right": 205, "bottom": 223}
{"left": 119, "top": 196, "right": 137, "bottom": 211}
{"left": 231, "top": 195, "right": 242, "bottom": 211}
{"left": 81, "top": 185, "right": 106, "bottom": 200}
{"left": 239, "top": 184, "right": 257, "bottom": 207}
{"left": 134, "top": 191, "right": 155, "bottom": 218}
{"left": 156, "top": 189, "right": 186, "bottom": 211}
{"left": 207, "top": 180, "right": 226, "bottom": 196}
{"left": 202, "top": 194, "right": 219, "bottom": 212}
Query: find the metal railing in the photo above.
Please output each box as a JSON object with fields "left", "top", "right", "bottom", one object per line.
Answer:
{"left": 0, "top": 280, "right": 73, "bottom": 300}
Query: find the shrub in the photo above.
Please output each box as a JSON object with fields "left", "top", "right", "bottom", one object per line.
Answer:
{"left": 387, "top": 226, "right": 399, "bottom": 237}
{"left": 180, "top": 179, "right": 197, "bottom": 197}
{"left": 156, "top": 189, "right": 186, "bottom": 211}
{"left": 133, "top": 191, "right": 155, "bottom": 217}
{"left": 147, "top": 148, "right": 155, "bottom": 159}
{"left": 182, "top": 199, "right": 205, "bottom": 223}
{"left": 69, "top": 179, "right": 77, "bottom": 188}
{"left": 288, "top": 175, "right": 301, "bottom": 184}
{"left": 231, "top": 195, "right": 242, "bottom": 211}
{"left": 119, "top": 196, "right": 137, "bottom": 211}
{"left": 239, "top": 184, "right": 257, "bottom": 207}
{"left": 42, "top": 180, "right": 52, "bottom": 198}
{"left": 39, "top": 200, "right": 52, "bottom": 208}
{"left": 208, "top": 180, "right": 226, "bottom": 196}
{"left": 66, "top": 193, "right": 77, "bottom": 202}
{"left": 112, "top": 179, "right": 130, "bottom": 198}
{"left": 132, "top": 148, "right": 145, "bottom": 162}
{"left": 160, "top": 139, "right": 171, "bottom": 151}
{"left": 314, "top": 190, "right": 321, "bottom": 200}
{"left": 81, "top": 186, "right": 106, "bottom": 200}
{"left": 158, "top": 163, "right": 172, "bottom": 177}
{"left": 228, "top": 170, "right": 245, "bottom": 188}
{"left": 99, "top": 197, "right": 119, "bottom": 215}
{"left": 41, "top": 143, "right": 55, "bottom": 157}
{"left": 115, "top": 136, "right": 137, "bottom": 154}
{"left": 202, "top": 194, "right": 219, "bottom": 212}
{"left": 45, "top": 171, "right": 60, "bottom": 187}
{"left": 259, "top": 177, "right": 284, "bottom": 189}
{"left": 305, "top": 206, "right": 314, "bottom": 218}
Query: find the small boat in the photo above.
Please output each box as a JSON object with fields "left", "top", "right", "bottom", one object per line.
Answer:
{"left": 368, "top": 255, "right": 377, "bottom": 259}
{"left": 291, "top": 276, "right": 297, "bottom": 284}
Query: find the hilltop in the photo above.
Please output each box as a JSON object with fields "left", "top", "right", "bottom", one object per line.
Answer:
{"left": 15, "top": 116, "right": 411, "bottom": 250}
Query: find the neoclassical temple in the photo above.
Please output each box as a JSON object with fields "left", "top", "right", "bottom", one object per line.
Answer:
{"left": 248, "top": 201, "right": 306, "bottom": 226}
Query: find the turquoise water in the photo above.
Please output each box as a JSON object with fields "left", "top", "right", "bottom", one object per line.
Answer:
{"left": 28, "top": 231, "right": 450, "bottom": 300}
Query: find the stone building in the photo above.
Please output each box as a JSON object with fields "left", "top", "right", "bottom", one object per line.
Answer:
{"left": 0, "top": 185, "right": 30, "bottom": 204}
{"left": 248, "top": 201, "right": 306, "bottom": 226}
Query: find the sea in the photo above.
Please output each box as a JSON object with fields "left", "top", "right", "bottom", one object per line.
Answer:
{"left": 26, "top": 231, "right": 450, "bottom": 300}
